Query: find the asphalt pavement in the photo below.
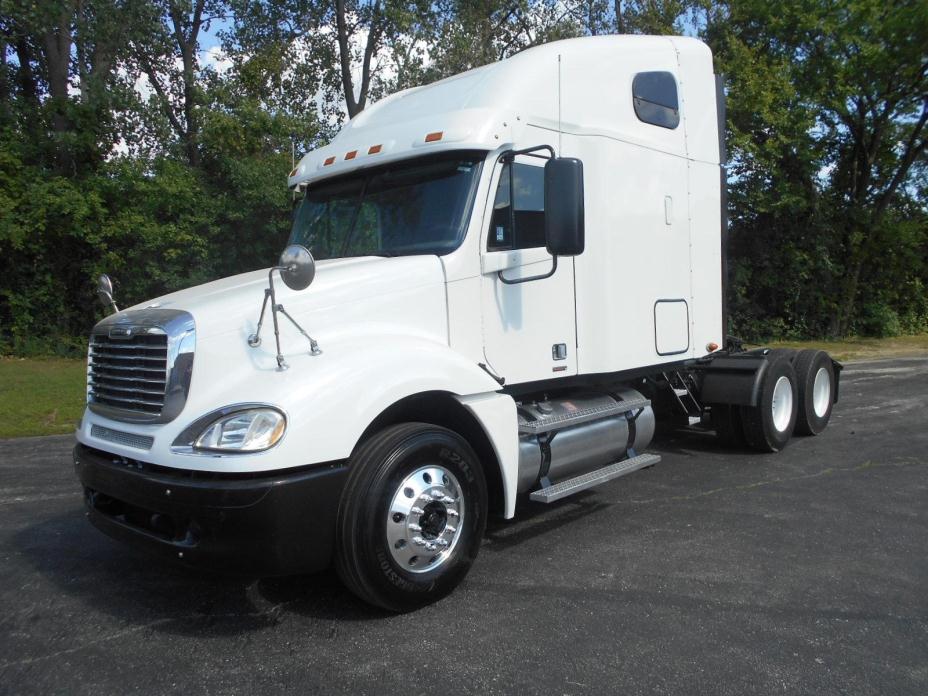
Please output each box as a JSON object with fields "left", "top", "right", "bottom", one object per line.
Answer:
{"left": 1, "top": 357, "right": 926, "bottom": 695}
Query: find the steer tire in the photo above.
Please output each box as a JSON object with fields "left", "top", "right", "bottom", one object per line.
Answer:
{"left": 335, "top": 423, "right": 487, "bottom": 612}
{"left": 793, "top": 349, "right": 836, "bottom": 436}
{"left": 740, "top": 356, "right": 798, "bottom": 453}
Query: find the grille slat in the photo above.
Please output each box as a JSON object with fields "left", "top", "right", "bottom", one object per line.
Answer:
{"left": 89, "top": 372, "right": 166, "bottom": 386}
{"left": 89, "top": 332, "right": 168, "bottom": 416}
{"left": 89, "top": 350, "right": 167, "bottom": 362}
{"left": 89, "top": 382, "right": 167, "bottom": 397}
{"left": 90, "top": 363, "right": 165, "bottom": 374}
{"left": 88, "top": 341, "right": 167, "bottom": 352}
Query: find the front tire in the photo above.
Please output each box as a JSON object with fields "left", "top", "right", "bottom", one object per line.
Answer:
{"left": 335, "top": 423, "right": 487, "bottom": 612}
{"left": 740, "top": 356, "right": 799, "bottom": 452}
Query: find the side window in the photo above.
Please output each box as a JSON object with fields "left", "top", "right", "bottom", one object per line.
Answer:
{"left": 632, "top": 71, "right": 680, "bottom": 129}
{"left": 487, "top": 162, "right": 546, "bottom": 251}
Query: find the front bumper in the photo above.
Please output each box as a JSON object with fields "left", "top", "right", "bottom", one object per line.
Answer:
{"left": 73, "top": 444, "right": 347, "bottom": 576}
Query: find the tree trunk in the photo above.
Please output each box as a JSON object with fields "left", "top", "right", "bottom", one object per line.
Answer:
{"left": 43, "top": 6, "right": 75, "bottom": 172}
{"left": 615, "top": 1, "right": 625, "bottom": 34}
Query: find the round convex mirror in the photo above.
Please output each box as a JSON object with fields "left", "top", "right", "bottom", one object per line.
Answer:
{"left": 278, "top": 244, "right": 316, "bottom": 291}
{"left": 97, "top": 274, "right": 113, "bottom": 296}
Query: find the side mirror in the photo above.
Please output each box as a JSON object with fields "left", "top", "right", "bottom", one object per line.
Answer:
{"left": 96, "top": 274, "right": 118, "bottom": 314}
{"left": 544, "top": 157, "right": 585, "bottom": 256}
{"left": 278, "top": 244, "right": 316, "bottom": 291}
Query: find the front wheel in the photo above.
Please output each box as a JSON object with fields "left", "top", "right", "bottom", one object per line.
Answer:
{"left": 335, "top": 423, "right": 487, "bottom": 612}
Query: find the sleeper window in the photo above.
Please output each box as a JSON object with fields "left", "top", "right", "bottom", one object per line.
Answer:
{"left": 632, "top": 71, "right": 680, "bottom": 129}
{"left": 487, "top": 162, "right": 546, "bottom": 251}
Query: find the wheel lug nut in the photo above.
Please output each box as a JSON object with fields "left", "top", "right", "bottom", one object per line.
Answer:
{"left": 408, "top": 523, "right": 421, "bottom": 532}
{"left": 410, "top": 506, "right": 424, "bottom": 515}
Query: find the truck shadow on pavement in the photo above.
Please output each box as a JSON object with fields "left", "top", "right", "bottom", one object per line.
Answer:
{"left": 12, "top": 510, "right": 393, "bottom": 632}
{"left": 12, "top": 431, "right": 738, "bottom": 631}
{"left": 13, "top": 493, "right": 616, "bottom": 630}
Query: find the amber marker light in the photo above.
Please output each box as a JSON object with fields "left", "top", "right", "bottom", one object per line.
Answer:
{"left": 424, "top": 131, "right": 443, "bottom": 142}
{"left": 706, "top": 342, "right": 719, "bottom": 352}
{"left": 368, "top": 144, "right": 382, "bottom": 154}
{"left": 323, "top": 156, "right": 335, "bottom": 166}
{"left": 345, "top": 150, "right": 357, "bottom": 160}
{"left": 289, "top": 167, "right": 299, "bottom": 178}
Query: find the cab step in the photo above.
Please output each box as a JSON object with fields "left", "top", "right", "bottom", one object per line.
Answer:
{"left": 518, "top": 396, "right": 650, "bottom": 435}
{"left": 529, "top": 452, "right": 661, "bottom": 503}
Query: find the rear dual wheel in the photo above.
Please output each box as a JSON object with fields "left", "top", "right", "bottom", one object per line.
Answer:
{"left": 335, "top": 423, "right": 487, "bottom": 612}
{"left": 793, "top": 349, "right": 836, "bottom": 435}
{"left": 740, "top": 355, "right": 798, "bottom": 452}
{"left": 714, "top": 349, "right": 836, "bottom": 452}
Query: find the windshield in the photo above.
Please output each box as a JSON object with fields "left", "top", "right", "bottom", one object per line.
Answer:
{"left": 289, "top": 152, "right": 485, "bottom": 259}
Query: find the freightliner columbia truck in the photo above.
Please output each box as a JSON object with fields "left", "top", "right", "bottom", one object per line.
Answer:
{"left": 74, "top": 35, "right": 840, "bottom": 611}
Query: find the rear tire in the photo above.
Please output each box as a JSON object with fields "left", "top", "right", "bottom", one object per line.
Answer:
{"left": 712, "top": 404, "right": 747, "bottom": 448}
{"left": 793, "top": 349, "right": 835, "bottom": 435}
{"left": 740, "top": 356, "right": 798, "bottom": 452}
{"left": 335, "top": 423, "right": 487, "bottom": 612}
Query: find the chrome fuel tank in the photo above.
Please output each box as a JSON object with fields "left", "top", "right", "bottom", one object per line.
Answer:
{"left": 517, "top": 388, "right": 655, "bottom": 493}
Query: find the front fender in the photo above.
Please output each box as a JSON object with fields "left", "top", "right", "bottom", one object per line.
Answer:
{"left": 281, "top": 334, "right": 503, "bottom": 466}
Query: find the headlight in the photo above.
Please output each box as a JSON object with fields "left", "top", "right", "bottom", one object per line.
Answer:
{"left": 194, "top": 408, "right": 286, "bottom": 452}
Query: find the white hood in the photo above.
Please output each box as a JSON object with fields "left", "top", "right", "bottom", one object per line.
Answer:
{"left": 125, "top": 255, "right": 449, "bottom": 341}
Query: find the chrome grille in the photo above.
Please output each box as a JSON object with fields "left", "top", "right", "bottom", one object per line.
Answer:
{"left": 89, "top": 333, "right": 168, "bottom": 415}
{"left": 87, "top": 308, "right": 195, "bottom": 424}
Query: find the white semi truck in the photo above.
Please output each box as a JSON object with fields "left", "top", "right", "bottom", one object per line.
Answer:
{"left": 74, "top": 35, "right": 840, "bottom": 611}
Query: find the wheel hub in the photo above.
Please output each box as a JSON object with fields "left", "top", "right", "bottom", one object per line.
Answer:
{"left": 387, "top": 465, "right": 464, "bottom": 573}
{"left": 771, "top": 375, "right": 794, "bottom": 433}
{"left": 812, "top": 366, "right": 831, "bottom": 418}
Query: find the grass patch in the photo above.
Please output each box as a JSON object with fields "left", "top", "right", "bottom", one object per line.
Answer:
{"left": 768, "top": 334, "right": 928, "bottom": 363}
{"left": 0, "top": 357, "right": 86, "bottom": 439}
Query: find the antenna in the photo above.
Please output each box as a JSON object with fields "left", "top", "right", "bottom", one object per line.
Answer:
{"left": 557, "top": 54, "right": 562, "bottom": 154}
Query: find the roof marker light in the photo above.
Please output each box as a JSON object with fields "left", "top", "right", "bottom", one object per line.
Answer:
{"left": 323, "top": 156, "right": 335, "bottom": 166}
{"left": 424, "top": 131, "right": 443, "bottom": 143}
{"left": 345, "top": 150, "right": 357, "bottom": 160}
{"left": 368, "top": 144, "right": 382, "bottom": 154}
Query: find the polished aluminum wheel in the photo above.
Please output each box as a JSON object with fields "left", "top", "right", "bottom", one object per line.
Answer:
{"left": 812, "top": 366, "right": 831, "bottom": 418}
{"left": 386, "top": 465, "right": 465, "bottom": 574}
{"left": 771, "top": 375, "right": 794, "bottom": 433}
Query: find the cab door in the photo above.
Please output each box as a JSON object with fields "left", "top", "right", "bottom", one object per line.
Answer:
{"left": 480, "top": 157, "right": 578, "bottom": 385}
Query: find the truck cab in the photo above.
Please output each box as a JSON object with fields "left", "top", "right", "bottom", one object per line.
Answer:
{"left": 74, "top": 36, "right": 839, "bottom": 612}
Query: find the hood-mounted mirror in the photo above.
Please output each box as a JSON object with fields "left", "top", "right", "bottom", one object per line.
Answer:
{"left": 96, "top": 274, "right": 118, "bottom": 314}
{"left": 247, "top": 244, "right": 322, "bottom": 369}
{"left": 278, "top": 244, "right": 316, "bottom": 291}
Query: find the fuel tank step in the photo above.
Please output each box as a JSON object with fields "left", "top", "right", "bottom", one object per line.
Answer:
{"left": 518, "top": 396, "right": 650, "bottom": 435}
{"left": 528, "top": 452, "right": 661, "bottom": 503}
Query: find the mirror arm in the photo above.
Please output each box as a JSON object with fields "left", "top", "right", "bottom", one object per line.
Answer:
{"left": 497, "top": 255, "right": 558, "bottom": 285}
{"left": 97, "top": 291, "right": 118, "bottom": 315}
{"left": 248, "top": 266, "right": 322, "bottom": 370}
{"left": 500, "top": 144, "right": 555, "bottom": 163}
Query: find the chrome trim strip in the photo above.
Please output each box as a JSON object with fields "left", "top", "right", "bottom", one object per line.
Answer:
{"left": 90, "top": 424, "right": 155, "bottom": 451}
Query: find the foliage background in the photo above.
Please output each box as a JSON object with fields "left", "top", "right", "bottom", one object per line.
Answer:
{"left": 1, "top": 0, "right": 926, "bottom": 355}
